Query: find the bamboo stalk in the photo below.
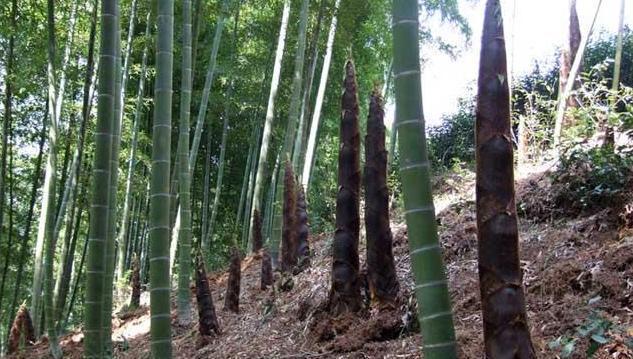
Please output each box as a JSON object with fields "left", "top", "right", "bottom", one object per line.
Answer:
{"left": 249, "top": 0, "right": 291, "bottom": 241}
{"left": 177, "top": 0, "right": 194, "bottom": 325}
{"left": 301, "top": 0, "right": 340, "bottom": 192}
{"left": 117, "top": 11, "right": 152, "bottom": 281}
{"left": 148, "top": 0, "right": 174, "bottom": 354}
{"left": 84, "top": 0, "right": 118, "bottom": 354}
{"left": 41, "top": 0, "right": 62, "bottom": 355}
{"left": 391, "top": 0, "right": 457, "bottom": 356}
{"left": 102, "top": 1, "right": 123, "bottom": 351}
{"left": 293, "top": 0, "right": 327, "bottom": 171}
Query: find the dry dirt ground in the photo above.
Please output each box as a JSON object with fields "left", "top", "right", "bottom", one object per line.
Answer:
{"left": 13, "top": 166, "right": 633, "bottom": 358}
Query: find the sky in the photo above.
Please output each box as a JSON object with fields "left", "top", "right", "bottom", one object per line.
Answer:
{"left": 386, "top": 0, "right": 633, "bottom": 128}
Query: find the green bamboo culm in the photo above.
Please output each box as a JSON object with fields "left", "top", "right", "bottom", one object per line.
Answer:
{"left": 177, "top": 0, "right": 193, "bottom": 326}
{"left": 270, "top": 0, "right": 309, "bottom": 266}
{"left": 391, "top": 1, "right": 457, "bottom": 357}
{"left": 43, "top": 0, "right": 61, "bottom": 356}
{"left": 236, "top": 123, "right": 258, "bottom": 242}
{"left": 266, "top": 152, "right": 281, "bottom": 266}
{"left": 116, "top": 0, "right": 141, "bottom": 281}
{"left": 117, "top": 10, "right": 152, "bottom": 281}
{"left": 196, "top": 0, "right": 230, "bottom": 257}
{"left": 189, "top": 0, "right": 230, "bottom": 170}
{"left": 248, "top": 0, "right": 291, "bottom": 248}
{"left": 84, "top": 0, "right": 117, "bottom": 356}
{"left": 149, "top": 0, "right": 174, "bottom": 356}
{"left": 103, "top": 0, "right": 122, "bottom": 353}
{"left": 170, "top": 0, "right": 229, "bottom": 249}
{"left": 285, "top": 0, "right": 310, "bottom": 160}
{"left": 207, "top": 2, "right": 241, "bottom": 252}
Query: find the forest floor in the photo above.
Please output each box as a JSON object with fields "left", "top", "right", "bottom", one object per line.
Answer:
{"left": 15, "top": 163, "right": 633, "bottom": 358}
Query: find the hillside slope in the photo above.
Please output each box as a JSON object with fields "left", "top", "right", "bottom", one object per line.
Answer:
{"left": 13, "top": 166, "right": 633, "bottom": 358}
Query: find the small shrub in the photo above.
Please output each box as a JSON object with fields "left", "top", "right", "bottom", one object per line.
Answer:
{"left": 549, "top": 312, "right": 615, "bottom": 358}
{"left": 428, "top": 97, "right": 475, "bottom": 170}
{"left": 553, "top": 146, "right": 632, "bottom": 212}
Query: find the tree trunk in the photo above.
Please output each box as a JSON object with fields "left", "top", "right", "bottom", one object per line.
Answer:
{"left": 41, "top": 0, "right": 61, "bottom": 356}
{"left": 383, "top": 64, "right": 397, "bottom": 168}
{"left": 84, "top": 0, "right": 118, "bottom": 355}
{"left": 103, "top": 2, "right": 123, "bottom": 351}
{"left": 208, "top": 5, "right": 241, "bottom": 245}
{"left": 199, "top": 128, "right": 213, "bottom": 252}
{"left": 0, "top": 80, "right": 13, "bottom": 323}
{"left": 557, "top": 0, "right": 581, "bottom": 129}
{"left": 173, "top": 7, "right": 235, "bottom": 268}
{"left": 129, "top": 190, "right": 144, "bottom": 268}
{"left": 117, "top": 0, "right": 138, "bottom": 126}
{"left": 170, "top": 0, "right": 230, "bottom": 262}
{"left": 53, "top": 0, "right": 78, "bottom": 127}
{"left": 301, "top": 0, "right": 340, "bottom": 192}
{"left": 272, "top": 0, "right": 310, "bottom": 275}
{"left": 206, "top": 84, "right": 233, "bottom": 251}
{"left": 123, "top": 198, "right": 136, "bottom": 273}
{"left": 53, "top": 0, "right": 98, "bottom": 318}
{"left": 249, "top": 0, "right": 291, "bottom": 242}
{"left": 55, "top": 110, "right": 76, "bottom": 237}
{"left": 237, "top": 125, "right": 258, "bottom": 238}
{"left": 195, "top": 254, "right": 220, "bottom": 336}
{"left": 0, "top": 0, "right": 17, "bottom": 320}
{"left": 224, "top": 247, "right": 241, "bottom": 313}
{"left": 139, "top": 188, "right": 151, "bottom": 284}
{"left": 51, "top": 0, "right": 79, "bottom": 234}
{"left": 32, "top": 1, "right": 79, "bottom": 331}
{"left": 392, "top": 0, "right": 457, "bottom": 356}
{"left": 329, "top": 61, "right": 361, "bottom": 315}
{"left": 31, "top": 2, "right": 55, "bottom": 341}
{"left": 283, "top": 0, "right": 310, "bottom": 161}
{"left": 129, "top": 194, "right": 143, "bottom": 268}
{"left": 64, "top": 209, "right": 88, "bottom": 330}
{"left": 612, "top": 0, "right": 625, "bottom": 94}
{"left": 130, "top": 255, "right": 141, "bottom": 308}
{"left": 177, "top": 0, "right": 194, "bottom": 326}
{"left": 242, "top": 50, "right": 274, "bottom": 250}
{"left": 149, "top": 0, "right": 174, "bottom": 354}
{"left": 558, "top": 0, "right": 582, "bottom": 136}
{"left": 55, "top": 192, "right": 85, "bottom": 330}
{"left": 265, "top": 153, "right": 282, "bottom": 268}
{"left": 190, "top": 0, "right": 202, "bottom": 77}
{"left": 238, "top": 47, "right": 275, "bottom": 251}
{"left": 270, "top": 168, "right": 283, "bottom": 270}
{"left": 293, "top": 0, "right": 327, "bottom": 170}
{"left": 243, "top": 123, "right": 263, "bottom": 250}
{"left": 202, "top": 22, "right": 240, "bottom": 258}
{"left": 364, "top": 90, "right": 399, "bottom": 307}
{"left": 476, "top": 1, "right": 536, "bottom": 357}
{"left": 118, "top": 10, "right": 152, "bottom": 281}
{"left": 189, "top": 0, "right": 229, "bottom": 170}
{"left": 553, "top": 0, "right": 603, "bottom": 153}
{"left": 0, "top": 134, "right": 14, "bottom": 323}
{"left": 606, "top": 0, "right": 626, "bottom": 149}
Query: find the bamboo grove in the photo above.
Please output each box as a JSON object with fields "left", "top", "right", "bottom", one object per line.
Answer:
{"left": 0, "top": 0, "right": 630, "bottom": 357}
